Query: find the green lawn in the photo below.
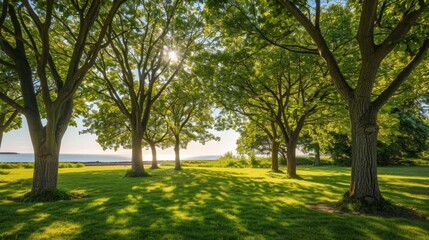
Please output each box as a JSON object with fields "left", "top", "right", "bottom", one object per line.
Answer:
{"left": 0, "top": 166, "right": 428, "bottom": 239}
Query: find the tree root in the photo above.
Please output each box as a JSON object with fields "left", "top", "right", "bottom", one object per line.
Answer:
{"left": 124, "top": 170, "right": 150, "bottom": 177}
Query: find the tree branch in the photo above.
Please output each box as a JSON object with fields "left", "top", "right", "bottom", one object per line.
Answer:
{"left": 277, "top": 0, "right": 353, "bottom": 103}
{"left": 375, "top": 2, "right": 428, "bottom": 60}
{"left": 0, "top": 92, "right": 25, "bottom": 112}
{"left": 357, "top": 0, "right": 377, "bottom": 58}
{"left": 373, "top": 38, "right": 429, "bottom": 110}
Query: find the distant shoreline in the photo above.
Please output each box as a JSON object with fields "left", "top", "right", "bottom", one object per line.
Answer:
{"left": 0, "top": 152, "right": 18, "bottom": 154}
{"left": 1, "top": 160, "right": 201, "bottom": 166}
{"left": 0, "top": 153, "right": 221, "bottom": 163}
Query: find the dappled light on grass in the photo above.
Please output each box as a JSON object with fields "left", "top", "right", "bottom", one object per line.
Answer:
{"left": 31, "top": 213, "right": 50, "bottom": 222}
{"left": 29, "top": 221, "right": 81, "bottom": 240}
{"left": 0, "top": 166, "right": 428, "bottom": 239}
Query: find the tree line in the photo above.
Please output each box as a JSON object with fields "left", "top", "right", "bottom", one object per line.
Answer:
{"left": 0, "top": 0, "right": 428, "bottom": 209}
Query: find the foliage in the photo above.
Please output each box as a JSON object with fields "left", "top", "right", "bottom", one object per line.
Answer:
{"left": 328, "top": 108, "right": 429, "bottom": 166}
{"left": 58, "top": 163, "right": 85, "bottom": 168}
{"left": 160, "top": 155, "right": 331, "bottom": 168}
{"left": 327, "top": 133, "right": 352, "bottom": 166}
{"left": 0, "top": 163, "right": 34, "bottom": 169}
{"left": 82, "top": 0, "right": 206, "bottom": 174}
{"left": 0, "top": 162, "right": 84, "bottom": 169}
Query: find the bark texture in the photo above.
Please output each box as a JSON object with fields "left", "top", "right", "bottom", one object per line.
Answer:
{"left": 32, "top": 144, "right": 60, "bottom": 192}
{"left": 174, "top": 135, "right": 181, "bottom": 170}
{"left": 314, "top": 144, "right": 321, "bottom": 166}
{"left": 346, "top": 102, "right": 382, "bottom": 202}
{"left": 149, "top": 142, "right": 159, "bottom": 169}
{"left": 271, "top": 140, "right": 279, "bottom": 171}
{"left": 131, "top": 130, "right": 145, "bottom": 174}
{"left": 286, "top": 140, "right": 297, "bottom": 177}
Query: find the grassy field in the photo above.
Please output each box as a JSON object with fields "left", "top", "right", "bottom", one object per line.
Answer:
{"left": 0, "top": 165, "right": 428, "bottom": 239}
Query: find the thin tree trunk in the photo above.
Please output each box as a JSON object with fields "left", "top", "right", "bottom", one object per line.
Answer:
{"left": 131, "top": 130, "right": 145, "bottom": 175}
{"left": 149, "top": 142, "right": 159, "bottom": 169}
{"left": 286, "top": 140, "right": 297, "bottom": 178}
{"left": 0, "top": 131, "right": 3, "bottom": 150}
{"left": 174, "top": 135, "right": 181, "bottom": 170}
{"left": 314, "top": 143, "right": 321, "bottom": 166}
{"left": 346, "top": 104, "right": 383, "bottom": 205}
{"left": 0, "top": 114, "right": 4, "bottom": 149}
{"left": 271, "top": 140, "right": 279, "bottom": 171}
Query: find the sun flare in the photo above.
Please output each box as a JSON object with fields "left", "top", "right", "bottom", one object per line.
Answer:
{"left": 168, "top": 50, "right": 178, "bottom": 62}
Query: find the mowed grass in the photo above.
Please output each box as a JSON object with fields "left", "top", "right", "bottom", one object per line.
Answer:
{"left": 0, "top": 166, "right": 428, "bottom": 240}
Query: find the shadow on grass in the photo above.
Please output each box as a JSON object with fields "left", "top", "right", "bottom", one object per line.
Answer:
{"left": 0, "top": 167, "right": 428, "bottom": 239}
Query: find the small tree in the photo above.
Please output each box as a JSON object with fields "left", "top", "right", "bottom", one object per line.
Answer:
{"left": 161, "top": 77, "right": 218, "bottom": 170}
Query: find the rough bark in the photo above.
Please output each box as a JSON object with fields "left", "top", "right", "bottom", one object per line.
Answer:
{"left": 131, "top": 130, "right": 145, "bottom": 174}
{"left": 32, "top": 142, "right": 60, "bottom": 192}
{"left": 346, "top": 102, "right": 383, "bottom": 203}
{"left": 29, "top": 99, "right": 72, "bottom": 192}
{"left": 149, "top": 142, "right": 159, "bottom": 169}
{"left": 286, "top": 139, "right": 297, "bottom": 177}
{"left": 314, "top": 143, "right": 320, "bottom": 166}
{"left": 174, "top": 134, "right": 181, "bottom": 170}
{"left": 0, "top": 113, "right": 4, "bottom": 149}
{"left": 271, "top": 140, "right": 279, "bottom": 171}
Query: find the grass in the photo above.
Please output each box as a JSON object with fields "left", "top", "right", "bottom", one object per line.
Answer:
{"left": 0, "top": 165, "right": 428, "bottom": 239}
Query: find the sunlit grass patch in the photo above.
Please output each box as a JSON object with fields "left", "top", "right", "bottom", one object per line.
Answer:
{"left": 0, "top": 165, "right": 428, "bottom": 239}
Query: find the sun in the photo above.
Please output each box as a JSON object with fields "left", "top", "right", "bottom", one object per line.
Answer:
{"left": 168, "top": 50, "right": 178, "bottom": 62}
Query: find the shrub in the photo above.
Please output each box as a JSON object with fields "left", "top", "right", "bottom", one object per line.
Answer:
{"left": 0, "top": 163, "right": 34, "bottom": 169}
{"left": 22, "top": 163, "right": 34, "bottom": 169}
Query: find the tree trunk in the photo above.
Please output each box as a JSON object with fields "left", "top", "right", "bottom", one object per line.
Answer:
{"left": 0, "top": 114, "right": 4, "bottom": 149}
{"left": 131, "top": 130, "right": 145, "bottom": 175}
{"left": 286, "top": 140, "right": 297, "bottom": 178}
{"left": 314, "top": 143, "right": 321, "bottom": 166}
{"left": 0, "top": 131, "right": 3, "bottom": 150}
{"left": 149, "top": 142, "right": 159, "bottom": 169}
{"left": 27, "top": 100, "right": 72, "bottom": 193}
{"left": 271, "top": 140, "right": 279, "bottom": 171}
{"left": 346, "top": 104, "right": 383, "bottom": 205}
{"left": 32, "top": 142, "right": 60, "bottom": 192}
{"left": 174, "top": 135, "right": 181, "bottom": 170}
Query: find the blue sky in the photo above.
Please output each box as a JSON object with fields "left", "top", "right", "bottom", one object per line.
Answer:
{"left": 2, "top": 116, "right": 240, "bottom": 159}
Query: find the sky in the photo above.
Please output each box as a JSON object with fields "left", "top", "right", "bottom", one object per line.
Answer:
{"left": 1, "top": 116, "right": 240, "bottom": 160}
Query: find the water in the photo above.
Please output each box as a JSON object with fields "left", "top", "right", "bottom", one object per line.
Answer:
{"left": 0, "top": 153, "right": 221, "bottom": 162}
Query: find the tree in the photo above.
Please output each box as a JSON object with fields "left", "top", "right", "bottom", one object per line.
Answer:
{"left": 277, "top": 0, "right": 428, "bottom": 206}
{"left": 0, "top": 1, "right": 124, "bottom": 194}
{"left": 210, "top": 45, "right": 330, "bottom": 177}
{"left": 236, "top": 120, "right": 285, "bottom": 171}
{"left": 142, "top": 105, "right": 171, "bottom": 169}
{"left": 202, "top": 1, "right": 333, "bottom": 176}
{"left": 160, "top": 77, "right": 218, "bottom": 170}
{"left": 85, "top": 0, "right": 203, "bottom": 176}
